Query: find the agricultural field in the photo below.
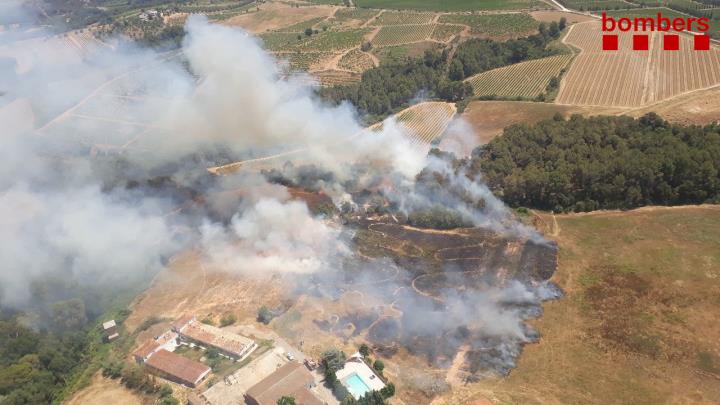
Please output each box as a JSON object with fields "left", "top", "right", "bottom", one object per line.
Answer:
{"left": 260, "top": 28, "right": 370, "bottom": 52}
{"left": 560, "top": 0, "right": 639, "bottom": 11}
{"left": 435, "top": 206, "right": 720, "bottom": 405}
{"left": 275, "top": 16, "right": 329, "bottom": 32}
{"left": 337, "top": 49, "right": 376, "bottom": 73}
{"left": 277, "top": 51, "right": 334, "bottom": 71}
{"left": 437, "top": 13, "right": 539, "bottom": 38}
{"left": 371, "top": 41, "right": 444, "bottom": 65}
{"left": 466, "top": 54, "right": 574, "bottom": 99}
{"left": 441, "top": 100, "right": 622, "bottom": 155}
{"left": 331, "top": 8, "right": 380, "bottom": 26}
{"left": 390, "top": 101, "right": 457, "bottom": 146}
{"left": 430, "top": 24, "right": 466, "bottom": 42}
{"left": 371, "top": 11, "right": 436, "bottom": 25}
{"left": 371, "top": 24, "right": 436, "bottom": 47}
{"left": 354, "top": 0, "right": 550, "bottom": 11}
{"left": 556, "top": 21, "right": 720, "bottom": 107}
{"left": 223, "top": 3, "right": 336, "bottom": 33}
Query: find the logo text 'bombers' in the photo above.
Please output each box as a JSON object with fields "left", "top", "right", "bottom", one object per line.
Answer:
{"left": 601, "top": 12, "right": 712, "bottom": 51}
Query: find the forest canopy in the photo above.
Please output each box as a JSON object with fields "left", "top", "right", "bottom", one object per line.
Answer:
{"left": 469, "top": 113, "right": 720, "bottom": 212}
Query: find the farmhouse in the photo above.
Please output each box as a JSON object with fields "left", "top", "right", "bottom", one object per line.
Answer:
{"left": 145, "top": 349, "right": 211, "bottom": 388}
{"left": 132, "top": 331, "right": 210, "bottom": 387}
{"left": 172, "top": 316, "right": 257, "bottom": 361}
{"left": 336, "top": 353, "right": 385, "bottom": 400}
{"left": 245, "top": 362, "right": 322, "bottom": 405}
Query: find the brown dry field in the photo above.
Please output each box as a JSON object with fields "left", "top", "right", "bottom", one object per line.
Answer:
{"left": 66, "top": 372, "right": 147, "bottom": 405}
{"left": 442, "top": 100, "right": 623, "bottom": 155}
{"left": 627, "top": 85, "right": 720, "bottom": 125}
{"left": 223, "top": 2, "right": 336, "bottom": 34}
{"left": 529, "top": 10, "right": 595, "bottom": 24}
{"left": 125, "top": 250, "right": 288, "bottom": 331}
{"left": 556, "top": 21, "right": 720, "bottom": 107}
{"left": 433, "top": 205, "right": 720, "bottom": 405}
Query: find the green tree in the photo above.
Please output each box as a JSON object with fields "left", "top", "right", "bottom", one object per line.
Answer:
{"left": 278, "top": 396, "right": 297, "bottom": 405}
{"left": 373, "top": 359, "right": 384, "bottom": 373}
{"left": 359, "top": 343, "right": 370, "bottom": 357}
{"left": 220, "top": 313, "right": 237, "bottom": 327}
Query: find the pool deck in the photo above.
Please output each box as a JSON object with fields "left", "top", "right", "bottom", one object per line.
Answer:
{"left": 336, "top": 354, "right": 385, "bottom": 399}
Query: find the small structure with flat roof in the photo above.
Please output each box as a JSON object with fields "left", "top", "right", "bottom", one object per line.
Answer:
{"left": 101, "top": 319, "right": 119, "bottom": 342}
{"left": 245, "top": 362, "right": 322, "bottom": 405}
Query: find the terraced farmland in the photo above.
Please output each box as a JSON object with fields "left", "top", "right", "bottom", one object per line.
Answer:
{"left": 466, "top": 54, "right": 574, "bottom": 99}
{"left": 430, "top": 24, "right": 465, "bottom": 42}
{"left": 394, "top": 102, "right": 457, "bottom": 146}
{"left": 556, "top": 21, "right": 720, "bottom": 107}
{"left": 260, "top": 29, "right": 370, "bottom": 52}
{"left": 333, "top": 8, "right": 380, "bottom": 25}
{"left": 372, "top": 11, "right": 436, "bottom": 25}
{"left": 278, "top": 52, "right": 334, "bottom": 71}
{"left": 437, "top": 13, "right": 538, "bottom": 38}
{"left": 372, "top": 24, "right": 436, "bottom": 47}
{"left": 338, "top": 49, "right": 376, "bottom": 73}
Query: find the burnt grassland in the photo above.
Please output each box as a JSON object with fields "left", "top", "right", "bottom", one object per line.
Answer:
{"left": 435, "top": 206, "right": 720, "bottom": 404}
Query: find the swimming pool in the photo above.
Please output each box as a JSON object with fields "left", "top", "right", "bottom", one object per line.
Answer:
{"left": 343, "top": 373, "right": 371, "bottom": 399}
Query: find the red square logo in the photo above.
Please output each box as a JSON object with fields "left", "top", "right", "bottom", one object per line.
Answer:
{"left": 633, "top": 34, "right": 649, "bottom": 51}
{"left": 664, "top": 34, "right": 679, "bottom": 51}
{"left": 694, "top": 34, "right": 710, "bottom": 51}
{"left": 603, "top": 34, "right": 618, "bottom": 51}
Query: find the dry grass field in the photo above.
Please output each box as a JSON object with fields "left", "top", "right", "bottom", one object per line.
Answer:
{"left": 433, "top": 205, "right": 720, "bottom": 405}
{"left": 556, "top": 21, "right": 720, "bottom": 107}
{"left": 66, "top": 373, "right": 146, "bottom": 405}
{"left": 627, "top": 85, "right": 720, "bottom": 125}
{"left": 466, "top": 54, "right": 574, "bottom": 99}
{"left": 439, "top": 100, "right": 623, "bottom": 156}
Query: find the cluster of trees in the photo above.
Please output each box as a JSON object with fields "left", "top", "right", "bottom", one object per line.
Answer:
{"left": 257, "top": 306, "right": 277, "bottom": 324}
{"left": 470, "top": 113, "right": 720, "bottom": 212}
{"left": 407, "top": 207, "right": 473, "bottom": 229}
{"left": 103, "top": 358, "right": 179, "bottom": 405}
{"left": 319, "top": 50, "right": 470, "bottom": 120}
{"left": 0, "top": 305, "right": 91, "bottom": 404}
{"left": 449, "top": 19, "right": 566, "bottom": 81}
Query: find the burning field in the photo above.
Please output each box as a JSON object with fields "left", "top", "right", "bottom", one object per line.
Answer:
{"left": 2, "top": 11, "right": 561, "bottom": 404}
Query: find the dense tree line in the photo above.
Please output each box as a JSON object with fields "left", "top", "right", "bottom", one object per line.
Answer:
{"left": 0, "top": 305, "right": 91, "bottom": 404}
{"left": 449, "top": 20, "right": 566, "bottom": 81}
{"left": 469, "top": 113, "right": 720, "bottom": 212}
{"left": 319, "top": 50, "right": 471, "bottom": 120}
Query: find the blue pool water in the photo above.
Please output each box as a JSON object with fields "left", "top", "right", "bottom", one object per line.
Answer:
{"left": 344, "top": 373, "right": 371, "bottom": 399}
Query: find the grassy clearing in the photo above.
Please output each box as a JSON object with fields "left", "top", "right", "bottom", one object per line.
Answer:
{"left": 355, "top": 0, "right": 549, "bottom": 11}
{"left": 438, "top": 13, "right": 538, "bottom": 37}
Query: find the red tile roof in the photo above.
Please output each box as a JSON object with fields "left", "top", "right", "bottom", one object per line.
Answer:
{"left": 145, "top": 349, "right": 210, "bottom": 387}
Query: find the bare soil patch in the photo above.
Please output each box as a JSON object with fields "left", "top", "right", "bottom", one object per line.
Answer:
{"left": 530, "top": 10, "right": 595, "bottom": 24}
{"left": 66, "top": 372, "right": 146, "bottom": 405}
{"left": 443, "top": 100, "right": 622, "bottom": 155}
{"left": 627, "top": 85, "right": 720, "bottom": 126}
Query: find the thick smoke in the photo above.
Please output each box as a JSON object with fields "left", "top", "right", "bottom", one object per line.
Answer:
{"left": 0, "top": 10, "right": 556, "bottom": 377}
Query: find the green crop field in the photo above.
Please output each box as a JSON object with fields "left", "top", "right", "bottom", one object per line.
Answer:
{"left": 372, "top": 11, "right": 436, "bottom": 25}
{"left": 466, "top": 54, "right": 573, "bottom": 99}
{"left": 430, "top": 24, "right": 465, "bottom": 42}
{"left": 276, "top": 16, "right": 328, "bottom": 33}
{"left": 260, "top": 29, "right": 369, "bottom": 52}
{"left": 333, "top": 8, "right": 380, "bottom": 24}
{"left": 372, "top": 24, "right": 436, "bottom": 46}
{"left": 355, "top": 0, "right": 549, "bottom": 11}
{"left": 438, "top": 13, "right": 538, "bottom": 37}
{"left": 560, "top": 0, "right": 639, "bottom": 10}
